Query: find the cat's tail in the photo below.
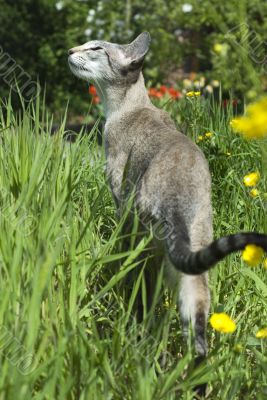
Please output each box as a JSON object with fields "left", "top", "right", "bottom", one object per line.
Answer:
{"left": 167, "top": 231, "right": 267, "bottom": 275}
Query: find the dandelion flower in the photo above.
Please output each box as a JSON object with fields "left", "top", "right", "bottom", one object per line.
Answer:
{"left": 249, "top": 188, "right": 259, "bottom": 197}
{"left": 256, "top": 328, "right": 267, "bottom": 338}
{"left": 264, "top": 259, "right": 267, "bottom": 270}
{"left": 197, "top": 135, "right": 204, "bottom": 142}
{"left": 230, "top": 97, "right": 267, "bottom": 139}
{"left": 186, "top": 91, "right": 201, "bottom": 97}
{"left": 205, "top": 132, "right": 213, "bottom": 138}
{"left": 230, "top": 119, "right": 238, "bottom": 127}
{"left": 243, "top": 172, "right": 260, "bottom": 187}
{"left": 242, "top": 244, "right": 264, "bottom": 266}
{"left": 210, "top": 313, "right": 236, "bottom": 333}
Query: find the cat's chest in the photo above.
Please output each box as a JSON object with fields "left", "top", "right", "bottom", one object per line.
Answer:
{"left": 104, "top": 124, "right": 150, "bottom": 203}
{"left": 104, "top": 126, "right": 130, "bottom": 200}
{"left": 104, "top": 126, "right": 128, "bottom": 168}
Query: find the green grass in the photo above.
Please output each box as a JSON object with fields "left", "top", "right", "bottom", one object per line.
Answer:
{"left": 0, "top": 93, "right": 266, "bottom": 400}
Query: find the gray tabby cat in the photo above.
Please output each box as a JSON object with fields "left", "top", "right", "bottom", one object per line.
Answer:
{"left": 68, "top": 32, "right": 267, "bottom": 359}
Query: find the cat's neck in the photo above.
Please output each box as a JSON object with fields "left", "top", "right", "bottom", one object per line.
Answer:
{"left": 95, "top": 73, "right": 152, "bottom": 120}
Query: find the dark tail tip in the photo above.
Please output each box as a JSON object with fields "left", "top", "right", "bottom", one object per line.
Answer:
{"left": 168, "top": 232, "right": 267, "bottom": 275}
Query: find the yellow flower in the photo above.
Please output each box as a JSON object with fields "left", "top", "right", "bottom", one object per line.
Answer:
{"left": 199, "top": 76, "right": 206, "bottom": 87}
{"left": 230, "top": 97, "right": 267, "bottom": 139}
{"left": 242, "top": 244, "right": 264, "bottom": 266}
{"left": 256, "top": 328, "right": 267, "bottom": 338}
{"left": 194, "top": 79, "right": 205, "bottom": 89}
{"left": 213, "top": 43, "right": 228, "bottom": 55}
{"left": 213, "top": 43, "right": 223, "bottom": 53}
{"left": 230, "top": 119, "right": 237, "bottom": 127}
{"left": 205, "top": 84, "right": 213, "bottom": 93}
{"left": 249, "top": 188, "right": 260, "bottom": 198}
{"left": 205, "top": 132, "right": 213, "bottom": 138}
{"left": 183, "top": 79, "right": 192, "bottom": 89}
{"left": 264, "top": 259, "right": 267, "bottom": 270}
{"left": 186, "top": 91, "right": 201, "bottom": 97}
{"left": 211, "top": 80, "right": 220, "bottom": 87}
{"left": 209, "top": 313, "right": 236, "bottom": 333}
{"left": 243, "top": 171, "right": 260, "bottom": 187}
{"left": 197, "top": 135, "right": 204, "bottom": 142}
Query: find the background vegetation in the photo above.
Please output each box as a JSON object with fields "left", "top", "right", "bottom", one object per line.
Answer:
{"left": 0, "top": 0, "right": 267, "bottom": 117}
{"left": 0, "top": 92, "right": 266, "bottom": 399}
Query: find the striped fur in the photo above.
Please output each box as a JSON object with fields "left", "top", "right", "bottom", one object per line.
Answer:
{"left": 167, "top": 232, "right": 267, "bottom": 275}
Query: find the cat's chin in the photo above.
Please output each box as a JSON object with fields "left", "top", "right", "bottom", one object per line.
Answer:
{"left": 68, "top": 62, "right": 91, "bottom": 81}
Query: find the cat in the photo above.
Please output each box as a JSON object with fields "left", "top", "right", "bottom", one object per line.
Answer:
{"left": 68, "top": 31, "right": 267, "bottom": 389}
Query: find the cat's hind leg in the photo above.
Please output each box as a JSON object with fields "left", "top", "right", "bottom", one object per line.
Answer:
{"left": 179, "top": 272, "right": 210, "bottom": 357}
{"left": 165, "top": 211, "right": 213, "bottom": 397}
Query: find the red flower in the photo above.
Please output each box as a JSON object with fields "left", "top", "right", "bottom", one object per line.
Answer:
{"left": 92, "top": 96, "right": 100, "bottom": 104}
{"left": 156, "top": 91, "right": 163, "bottom": 98}
{"left": 168, "top": 87, "right": 181, "bottom": 99}
{"left": 148, "top": 88, "right": 163, "bottom": 98}
{"left": 160, "top": 85, "right": 168, "bottom": 94}
{"left": 148, "top": 88, "right": 158, "bottom": 97}
{"left": 89, "top": 85, "right": 97, "bottom": 96}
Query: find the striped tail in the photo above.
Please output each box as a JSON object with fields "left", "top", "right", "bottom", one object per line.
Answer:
{"left": 168, "top": 232, "right": 267, "bottom": 275}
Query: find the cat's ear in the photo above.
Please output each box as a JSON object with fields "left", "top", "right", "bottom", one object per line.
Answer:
{"left": 125, "top": 32, "right": 151, "bottom": 68}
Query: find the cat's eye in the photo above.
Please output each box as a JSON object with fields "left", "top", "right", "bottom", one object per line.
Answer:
{"left": 90, "top": 46, "right": 103, "bottom": 51}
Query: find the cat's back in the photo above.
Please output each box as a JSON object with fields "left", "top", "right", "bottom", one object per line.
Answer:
{"left": 105, "top": 105, "right": 211, "bottom": 216}
{"left": 106, "top": 106, "right": 186, "bottom": 152}
{"left": 105, "top": 106, "right": 204, "bottom": 163}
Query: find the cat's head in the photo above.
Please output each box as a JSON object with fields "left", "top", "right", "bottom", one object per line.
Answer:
{"left": 68, "top": 32, "right": 151, "bottom": 85}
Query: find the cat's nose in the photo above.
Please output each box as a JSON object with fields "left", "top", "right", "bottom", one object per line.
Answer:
{"left": 69, "top": 45, "right": 85, "bottom": 55}
{"left": 69, "top": 47, "right": 81, "bottom": 55}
